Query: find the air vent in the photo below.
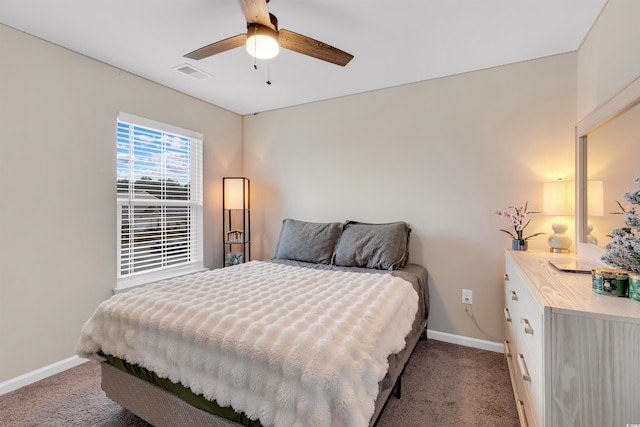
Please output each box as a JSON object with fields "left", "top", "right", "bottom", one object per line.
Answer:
{"left": 173, "top": 64, "right": 212, "bottom": 80}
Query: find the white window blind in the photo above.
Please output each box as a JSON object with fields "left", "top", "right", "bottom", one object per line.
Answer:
{"left": 116, "top": 112, "right": 203, "bottom": 290}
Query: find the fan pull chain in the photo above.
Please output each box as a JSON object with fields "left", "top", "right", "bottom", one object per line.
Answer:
{"left": 253, "top": 25, "right": 258, "bottom": 70}
{"left": 266, "top": 61, "right": 272, "bottom": 85}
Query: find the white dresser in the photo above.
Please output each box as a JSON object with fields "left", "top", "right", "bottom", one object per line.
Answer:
{"left": 503, "top": 250, "right": 640, "bottom": 427}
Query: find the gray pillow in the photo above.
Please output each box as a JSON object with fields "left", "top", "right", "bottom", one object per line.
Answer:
{"left": 274, "top": 219, "right": 343, "bottom": 264}
{"left": 333, "top": 221, "right": 411, "bottom": 270}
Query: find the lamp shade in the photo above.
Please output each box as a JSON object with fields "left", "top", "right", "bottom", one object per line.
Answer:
{"left": 543, "top": 180, "right": 574, "bottom": 216}
{"left": 223, "top": 177, "right": 249, "bottom": 210}
{"left": 246, "top": 25, "right": 279, "bottom": 59}
{"left": 588, "top": 180, "right": 604, "bottom": 217}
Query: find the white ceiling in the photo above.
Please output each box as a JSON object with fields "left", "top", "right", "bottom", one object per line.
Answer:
{"left": 0, "top": 0, "right": 607, "bottom": 115}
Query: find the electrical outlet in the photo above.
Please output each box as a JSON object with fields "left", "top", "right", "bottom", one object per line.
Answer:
{"left": 462, "top": 289, "right": 473, "bottom": 304}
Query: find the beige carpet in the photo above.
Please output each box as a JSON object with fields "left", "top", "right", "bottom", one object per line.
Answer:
{"left": 0, "top": 339, "right": 518, "bottom": 426}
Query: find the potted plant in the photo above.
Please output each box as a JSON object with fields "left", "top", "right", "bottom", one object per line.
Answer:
{"left": 494, "top": 202, "right": 544, "bottom": 251}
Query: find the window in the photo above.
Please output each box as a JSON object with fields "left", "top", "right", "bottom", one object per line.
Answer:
{"left": 116, "top": 112, "right": 203, "bottom": 290}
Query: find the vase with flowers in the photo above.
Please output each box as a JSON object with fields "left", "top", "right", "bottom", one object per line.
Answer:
{"left": 494, "top": 202, "right": 544, "bottom": 251}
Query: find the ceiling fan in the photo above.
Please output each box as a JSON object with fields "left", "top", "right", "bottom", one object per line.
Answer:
{"left": 184, "top": 0, "right": 354, "bottom": 67}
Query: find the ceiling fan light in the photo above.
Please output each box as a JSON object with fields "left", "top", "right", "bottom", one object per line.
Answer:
{"left": 246, "top": 25, "right": 279, "bottom": 60}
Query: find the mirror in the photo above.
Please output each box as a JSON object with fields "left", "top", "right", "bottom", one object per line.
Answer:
{"left": 583, "top": 102, "right": 640, "bottom": 248}
{"left": 577, "top": 78, "right": 640, "bottom": 254}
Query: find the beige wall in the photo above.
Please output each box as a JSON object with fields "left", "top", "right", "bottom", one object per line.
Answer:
{"left": 0, "top": 24, "right": 243, "bottom": 382}
{"left": 244, "top": 53, "right": 578, "bottom": 342}
{"left": 577, "top": 0, "right": 640, "bottom": 121}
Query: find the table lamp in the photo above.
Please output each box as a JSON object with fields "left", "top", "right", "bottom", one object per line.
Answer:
{"left": 543, "top": 179, "right": 574, "bottom": 253}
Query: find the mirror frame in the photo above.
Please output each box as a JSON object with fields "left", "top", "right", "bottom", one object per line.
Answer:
{"left": 576, "top": 75, "right": 640, "bottom": 258}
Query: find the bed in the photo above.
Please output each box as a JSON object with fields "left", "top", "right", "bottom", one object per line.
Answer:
{"left": 77, "top": 219, "right": 429, "bottom": 427}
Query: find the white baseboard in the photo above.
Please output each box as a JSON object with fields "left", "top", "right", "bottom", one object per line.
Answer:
{"left": 0, "top": 355, "right": 87, "bottom": 396}
{"left": 0, "top": 330, "right": 500, "bottom": 396}
{"left": 426, "top": 329, "right": 504, "bottom": 353}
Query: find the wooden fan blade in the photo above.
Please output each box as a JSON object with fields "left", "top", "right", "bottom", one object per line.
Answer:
{"left": 239, "top": 0, "right": 274, "bottom": 29}
{"left": 279, "top": 29, "right": 354, "bottom": 66}
{"left": 184, "top": 34, "right": 247, "bottom": 60}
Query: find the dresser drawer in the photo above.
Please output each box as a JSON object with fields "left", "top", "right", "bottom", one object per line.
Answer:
{"left": 503, "top": 303, "right": 518, "bottom": 344}
{"left": 510, "top": 345, "right": 536, "bottom": 427}
{"left": 504, "top": 269, "right": 521, "bottom": 345}
{"left": 504, "top": 256, "right": 544, "bottom": 427}
{"left": 504, "top": 340, "right": 521, "bottom": 398}
{"left": 505, "top": 260, "right": 543, "bottom": 360}
{"left": 513, "top": 284, "right": 542, "bottom": 373}
{"left": 505, "top": 270, "right": 540, "bottom": 337}
{"left": 516, "top": 352, "right": 542, "bottom": 427}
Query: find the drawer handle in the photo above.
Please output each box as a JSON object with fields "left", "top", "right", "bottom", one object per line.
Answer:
{"left": 517, "top": 354, "right": 531, "bottom": 382}
{"left": 504, "top": 308, "right": 512, "bottom": 322}
{"left": 521, "top": 318, "right": 534, "bottom": 335}
{"left": 511, "top": 290, "right": 518, "bottom": 301}
{"left": 504, "top": 340, "right": 512, "bottom": 358}
{"left": 504, "top": 273, "right": 510, "bottom": 281}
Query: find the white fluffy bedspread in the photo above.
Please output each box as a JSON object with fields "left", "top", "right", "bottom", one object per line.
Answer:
{"left": 76, "top": 261, "right": 418, "bottom": 427}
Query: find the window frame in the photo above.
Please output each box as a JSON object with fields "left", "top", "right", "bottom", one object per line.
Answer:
{"left": 116, "top": 112, "right": 204, "bottom": 291}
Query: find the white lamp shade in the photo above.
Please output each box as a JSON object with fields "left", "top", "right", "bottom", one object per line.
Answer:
{"left": 543, "top": 180, "right": 574, "bottom": 216}
{"left": 246, "top": 34, "right": 279, "bottom": 59}
{"left": 588, "top": 180, "right": 604, "bottom": 217}
{"left": 224, "top": 178, "right": 249, "bottom": 210}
